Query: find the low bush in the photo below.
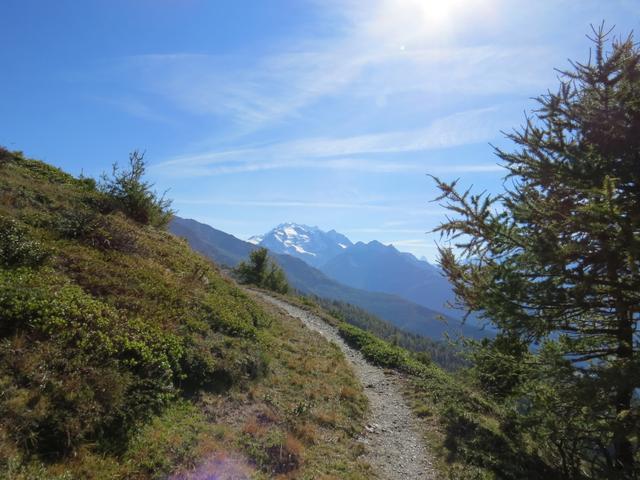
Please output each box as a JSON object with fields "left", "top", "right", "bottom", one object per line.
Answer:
{"left": 124, "top": 402, "right": 210, "bottom": 479}
{"left": 234, "top": 248, "right": 289, "bottom": 294}
{"left": 99, "top": 151, "right": 173, "bottom": 228}
{"left": 0, "top": 147, "right": 13, "bottom": 168}
{"left": 0, "top": 269, "right": 184, "bottom": 455}
{"left": 54, "top": 208, "right": 100, "bottom": 240}
{"left": 337, "top": 322, "right": 427, "bottom": 374}
{"left": 0, "top": 217, "right": 49, "bottom": 268}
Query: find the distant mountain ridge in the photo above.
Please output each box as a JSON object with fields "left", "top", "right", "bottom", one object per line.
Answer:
{"left": 321, "top": 239, "right": 456, "bottom": 316}
{"left": 169, "top": 217, "right": 485, "bottom": 340}
{"left": 250, "top": 222, "right": 458, "bottom": 318}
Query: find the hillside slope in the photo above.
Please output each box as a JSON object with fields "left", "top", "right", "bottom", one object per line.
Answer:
{"left": 0, "top": 150, "right": 372, "bottom": 479}
{"left": 170, "top": 216, "right": 484, "bottom": 340}
{"left": 320, "top": 240, "right": 455, "bottom": 316}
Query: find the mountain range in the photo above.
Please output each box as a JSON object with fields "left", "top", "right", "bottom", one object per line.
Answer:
{"left": 170, "top": 217, "right": 486, "bottom": 340}
{"left": 251, "top": 223, "right": 457, "bottom": 316}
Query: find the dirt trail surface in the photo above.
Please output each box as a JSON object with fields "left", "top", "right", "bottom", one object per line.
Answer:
{"left": 257, "top": 293, "right": 438, "bottom": 480}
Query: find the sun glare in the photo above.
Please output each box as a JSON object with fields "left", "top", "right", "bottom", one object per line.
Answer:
{"left": 417, "top": 0, "right": 497, "bottom": 33}
{"left": 367, "top": 0, "right": 498, "bottom": 47}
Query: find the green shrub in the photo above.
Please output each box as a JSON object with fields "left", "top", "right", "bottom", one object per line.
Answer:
{"left": 0, "top": 269, "right": 183, "bottom": 455}
{"left": 0, "top": 147, "right": 13, "bottom": 168}
{"left": 124, "top": 402, "right": 207, "bottom": 479}
{"left": 241, "top": 427, "right": 301, "bottom": 475}
{"left": 0, "top": 457, "right": 72, "bottom": 480}
{"left": 54, "top": 208, "right": 100, "bottom": 240}
{"left": 54, "top": 211, "right": 137, "bottom": 251}
{"left": 337, "top": 322, "right": 426, "bottom": 374}
{"left": 0, "top": 217, "right": 48, "bottom": 268}
{"left": 99, "top": 150, "right": 173, "bottom": 227}
{"left": 234, "top": 248, "right": 289, "bottom": 294}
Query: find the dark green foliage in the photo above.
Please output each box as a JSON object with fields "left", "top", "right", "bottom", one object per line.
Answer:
{"left": 99, "top": 150, "right": 173, "bottom": 227}
{"left": 439, "top": 403, "right": 559, "bottom": 480}
{"left": 235, "top": 247, "right": 289, "bottom": 294}
{"left": 470, "top": 334, "right": 530, "bottom": 400}
{"left": 264, "top": 261, "right": 289, "bottom": 294}
{"left": 329, "top": 316, "right": 540, "bottom": 479}
{"left": 434, "top": 27, "right": 640, "bottom": 478}
{"left": 312, "top": 295, "right": 467, "bottom": 371}
{"left": 54, "top": 208, "right": 100, "bottom": 240}
{"left": 0, "top": 147, "right": 13, "bottom": 167}
{"left": 0, "top": 268, "right": 183, "bottom": 455}
{"left": 236, "top": 247, "right": 270, "bottom": 285}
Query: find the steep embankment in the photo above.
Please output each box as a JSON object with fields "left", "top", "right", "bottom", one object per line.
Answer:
{"left": 256, "top": 293, "right": 437, "bottom": 480}
{"left": 0, "top": 150, "right": 373, "bottom": 479}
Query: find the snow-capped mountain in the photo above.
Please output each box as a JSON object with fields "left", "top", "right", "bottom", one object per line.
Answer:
{"left": 249, "top": 223, "right": 459, "bottom": 318}
{"left": 248, "top": 222, "right": 352, "bottom": 268}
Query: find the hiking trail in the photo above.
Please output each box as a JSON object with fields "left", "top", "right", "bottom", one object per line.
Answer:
{"left": 256, "top": 293, "right": 438, "bottom": 480}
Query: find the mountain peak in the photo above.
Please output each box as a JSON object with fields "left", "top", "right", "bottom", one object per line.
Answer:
{"left": 251, "top": 223, "right": 353, "bottom": 268}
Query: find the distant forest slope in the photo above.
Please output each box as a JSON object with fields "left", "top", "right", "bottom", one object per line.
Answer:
{"left": 308, "top": 296, "right": 467, "bottom": 371}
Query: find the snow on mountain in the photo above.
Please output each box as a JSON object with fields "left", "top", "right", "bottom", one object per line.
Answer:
{"left": 249, "top": 222, "right": 463, "bottom": 319}
{"left": 250, "top": 222, "right": 353, "bottom": 268}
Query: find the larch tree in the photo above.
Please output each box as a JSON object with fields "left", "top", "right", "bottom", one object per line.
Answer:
{"left": 433, "top": 26, "right": 639, "bottom": 478}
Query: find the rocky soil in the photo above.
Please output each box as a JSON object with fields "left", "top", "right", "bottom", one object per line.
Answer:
{"left": 257, "top": 293, "right": 438, "bottom": 480}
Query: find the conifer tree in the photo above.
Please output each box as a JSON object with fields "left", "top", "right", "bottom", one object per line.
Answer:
{"left": 235, "top": 247, "right": 289, "bottom": 294}
{"left": 433, "top": 26, "right": 639, "bottom": 477}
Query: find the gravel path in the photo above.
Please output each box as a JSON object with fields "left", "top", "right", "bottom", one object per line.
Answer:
{"left": 257, "top": 293, "right": 437, "bottom": 480}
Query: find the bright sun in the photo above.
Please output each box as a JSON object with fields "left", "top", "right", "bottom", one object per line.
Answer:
{"left": 418, "top": 0, "right": 495, "bottom": 31}
{"left": 369, "top": 0, "right": 497, "bottom": 45}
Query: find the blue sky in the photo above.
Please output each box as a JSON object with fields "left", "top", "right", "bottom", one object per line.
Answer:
{"left": 2, "top": 0, "right": 638, "bottom": 261}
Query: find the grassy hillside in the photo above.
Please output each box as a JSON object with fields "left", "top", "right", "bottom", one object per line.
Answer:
{"left": 0, "top": 149, "right": 372, "bottom": 479}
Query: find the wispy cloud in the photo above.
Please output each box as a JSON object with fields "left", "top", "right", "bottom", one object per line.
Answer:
{"left": 389, "top": 238, "right": 440, "bottom": 249}
{"left": 153, "top": 107, "right": 505, "bottom": 176}
{"left": 158, "top": 159, "right": 503, "bottom": 177}
{"left": 344, "top": 228, "right": 430, "bottom": 234}
{"left": 113, "top": 0, "right": 552, "bottom": 133}
{"left": 91, "top": 94, "right": 176, "bottom": 124}
{"left": 176, "top": 199, "right": 395, "bottom": 210}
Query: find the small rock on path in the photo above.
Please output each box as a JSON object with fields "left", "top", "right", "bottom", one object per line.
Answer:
{"left": 257, "top": 293, "right": 438, "bottom": 480}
